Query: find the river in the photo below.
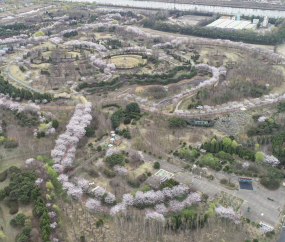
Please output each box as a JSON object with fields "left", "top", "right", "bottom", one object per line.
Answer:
{"left": 69, "top": 0, "right": 285, "bottom": 18}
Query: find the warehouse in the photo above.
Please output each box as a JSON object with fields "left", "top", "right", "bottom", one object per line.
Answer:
{"left": 206, "top": 19, "right": 257, "bottom": 31}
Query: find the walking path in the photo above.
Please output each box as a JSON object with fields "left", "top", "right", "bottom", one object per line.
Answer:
{"left": 6, "top": 52, "right": 44, "bottom": 94}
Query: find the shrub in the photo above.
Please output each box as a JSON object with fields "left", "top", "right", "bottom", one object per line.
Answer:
{"left": 125, "top": 102, "right": 140, "bottom": 113}
{"left": 137, "top": 173, "right": 147, "bottom": 183}
{"left": 103, "top": 169, "right": 116, "bottom": 178}
{"left": 141, "top": 185, "right": 151, "bottom": 192}
{"left": 124, "top": 116, "right": 131, "bottom": 124}
{"left": 10, "top": 213, "right": 26, "bottom": 226}
{"left": 0, "top": 170, "right": 7, "bottom": 182}
{"left": 0, "top": 189, "right": 6, "bottom": 200}
{"left": 216, "top": 151, "right": 232, "bottom": 160}
{"left": 169, "top": 117, "right": 186, "bottom": 128}
{"left": 153, "top": 162, "right": 160, "bottom": 169}
{"left": 96, "top": 219, "right": 103, "bottom": 227}
{"left": 4, "top": 138, "right": 18, "bottom": 148}
{"left": 253, "top": 239, "right": 259, "bottom": 242}
{"left": 260, "top": 177, "right": 280, "bottom": 190}
{"left": 127, "top": 179, "right": 140, "bottom": 188}
{"left": 106, "top": 154, "right": 124, "bottom": 167}
{"left": 9, "top": 201, "right": 19, "bottom": 215}
{"left": 52, "top": 119, "right": 59, "bottom": 129}
{"left": 85, "top": 126, "right": 95, "bottom": 137}
{"left": 159, "top": 179, "right": 179, "bottom": 190}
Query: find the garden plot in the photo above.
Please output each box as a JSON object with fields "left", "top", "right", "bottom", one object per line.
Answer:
{"left": 214, "top": 191, "right": 244, "bottom": 212}
{"left": 110, "top": 55, "right": 147, "bottom": 68}
{"left": 230, "top": 111, "right": 250, "bottom": 126}
{"left": 214, "top": 117, "right": 239, "bottom": 135}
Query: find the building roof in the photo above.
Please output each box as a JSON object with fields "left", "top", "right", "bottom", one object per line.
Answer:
{"left": 224, "top": 20, "right": 244, "bottom": 29}
{"left": 215, "top": 20, "right": 235, "bottom": 28}
{"left": 206, "top": 19, "right": 227, "bottom": 28}
{"left": 233, "top": 21, "right": 252, "bottom": 30}
{"left": 243, "top": 23, "right": 257, "bottom": 30}
{"left": 206, "top": 19, "right": 254, "bottom": 30}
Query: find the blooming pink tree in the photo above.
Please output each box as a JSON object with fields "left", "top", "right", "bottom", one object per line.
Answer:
{"left": 94, "top": 187, "right": 106, "bottom": 198}
{"left": 215, "top": 206, "right": 240, "bottom": 224}
{"left": 104, "top": 192, "right": 116, "bottom": 204}
{"left": 114, "top": 165, "right": 128, "bottom": 176}
{"left": 86, "top": 198, "right": 101, "bottom": 212}
{"left": 263, "top": 153, "right": 280, "bottom": 166}
{"left": 145, "top": 211, "right": 165, "bottom": 222}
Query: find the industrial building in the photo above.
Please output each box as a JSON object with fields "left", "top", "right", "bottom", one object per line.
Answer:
{"left": 206, "top": 19, "right": 257, "bottom": 30}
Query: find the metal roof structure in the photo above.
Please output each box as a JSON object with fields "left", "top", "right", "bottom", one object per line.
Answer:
{"left": 206, "top": 19, "right": 256, "bottom": 31}
{"left": 215, "top": 20, "right": 235, "bottom": 28}
{"left": 206, "top": 19, "right": 227, "bottom": 28}
{"left": 243, "top": 23, "right": 257, "bottom": 30}
{"left": 224, "top": 20, "right": 244, "bottom": 29}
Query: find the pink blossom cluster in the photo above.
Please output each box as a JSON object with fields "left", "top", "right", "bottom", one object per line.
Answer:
{"left": 0, "top": 34, "right": 28, "bottom": 45}
{"left": 50, "top": 222, "right": 57, "bottom": 229}
{"left": 215, "top": 206, "right": 240, "bottom": 224}
{"left": 62, "top": 181, "right": 83, "bottom": 199}
{"left": 145, "top": 211, "right": 165, "bottom": 222}
{"left": 27, "top": 36, "right": 49, "bottom": 43}
{"left": 25, "top": 158, "right": 35, "bottom": 164}
{"left": 263, "top": 153, "right": 280, "bottom": 166}
{"left": 75, "top": 177, "right": 89, "bottom": 191}
{"left": 155, "top": 203, "right": 167, "bottom": 214}
{"left": 258, "top": 116, "right": 267, "bottom": 122}
{"left": 53, "top": 15, "right": 69, "bottom": 21}
{"left": 49, "top": 211, "right": 57, "bottom": 218}
{"left": 113, "top": 165, "right": 128, "bottom": 176}
{"left": 0, "top": 95, "right": 40, "bottom": 113}
{"left": 86, "top": 198, "right": 102, "bottom": 212}
{"left": 95, "top": 187, "right": 106, "bottom": 198}
{"left": 51, "top": 102, "right": 92, "bottom": 170}
{"left": 100, "top": 13, "right": 121, "bottom": 20}
{"left": 49, "top": 37, "right": 63, "bottom": 44}
{"left": 64, "top": 40, "right": 108, "bottom": 52}
{"left": 57, "top": 174, "right": 69, "bottom": 183}
{"left": 35, "top": 178, "right": 43, "bottom": 186}
{"left": 104, "top": 192, "right": 116, "bottom": 204}
{"left": 105, "top": 148, "right": 119, "bottom": 157}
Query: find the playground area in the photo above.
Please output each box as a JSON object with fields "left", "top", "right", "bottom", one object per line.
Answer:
{"left": 155, "top": 169, "right": 174, "bottom": 179}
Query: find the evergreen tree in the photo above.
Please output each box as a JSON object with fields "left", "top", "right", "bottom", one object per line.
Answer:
{"left": 215, "top": 142, "right": 219, "bottom": 153}
{"left": 210, "top": 143, "right": 215, "bottom": 153}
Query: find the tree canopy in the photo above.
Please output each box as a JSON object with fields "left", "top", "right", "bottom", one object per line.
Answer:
{"left": 125, "top": 102, "right": 140, "bottom": 113}
{"left": 105, "top": 154, "right": 124, "bottom": 167}
{"left": 169, "top": 117, "right": 186, "bottom": 128}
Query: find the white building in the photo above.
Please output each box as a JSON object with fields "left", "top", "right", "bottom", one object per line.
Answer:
{"left": 262, "top": 16, "right": 269, "bottom": 27}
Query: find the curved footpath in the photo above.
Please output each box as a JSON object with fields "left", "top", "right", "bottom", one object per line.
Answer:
{"left": 6, "top": 52, "right": 44, "bottom": 94}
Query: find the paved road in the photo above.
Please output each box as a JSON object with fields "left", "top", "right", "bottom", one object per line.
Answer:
{"left": 277, "top": 226, "right": 285, "bottom": 242}
{"left": 175, "top": 171, "right": 285, "bottom": 227}
{"left": 6, "top": 52, "right": 44, "bottom": 94}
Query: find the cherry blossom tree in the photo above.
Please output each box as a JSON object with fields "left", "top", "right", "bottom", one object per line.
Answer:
{"left": 94, "top": 187, "right": 106, "bottom": 198}
{"left": 155, "top": 203, "right": 167, "bottom": 214}
{"left": 145, "top": 211, "right": 165, "bottom": 222}
{"left": 215, "top": 206, "right": 240, "bottom": 224}
{"left": 263, "top": 153, "right": 280, "bottom": 166}
{"left": 86, "top": 198, "right": 101, "bottom": 212}
{"left": 114, "top": 165, "right": 128, "bottom": 176}
{"left": 104, "top": 192, "right": 116, "bottom": 204}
